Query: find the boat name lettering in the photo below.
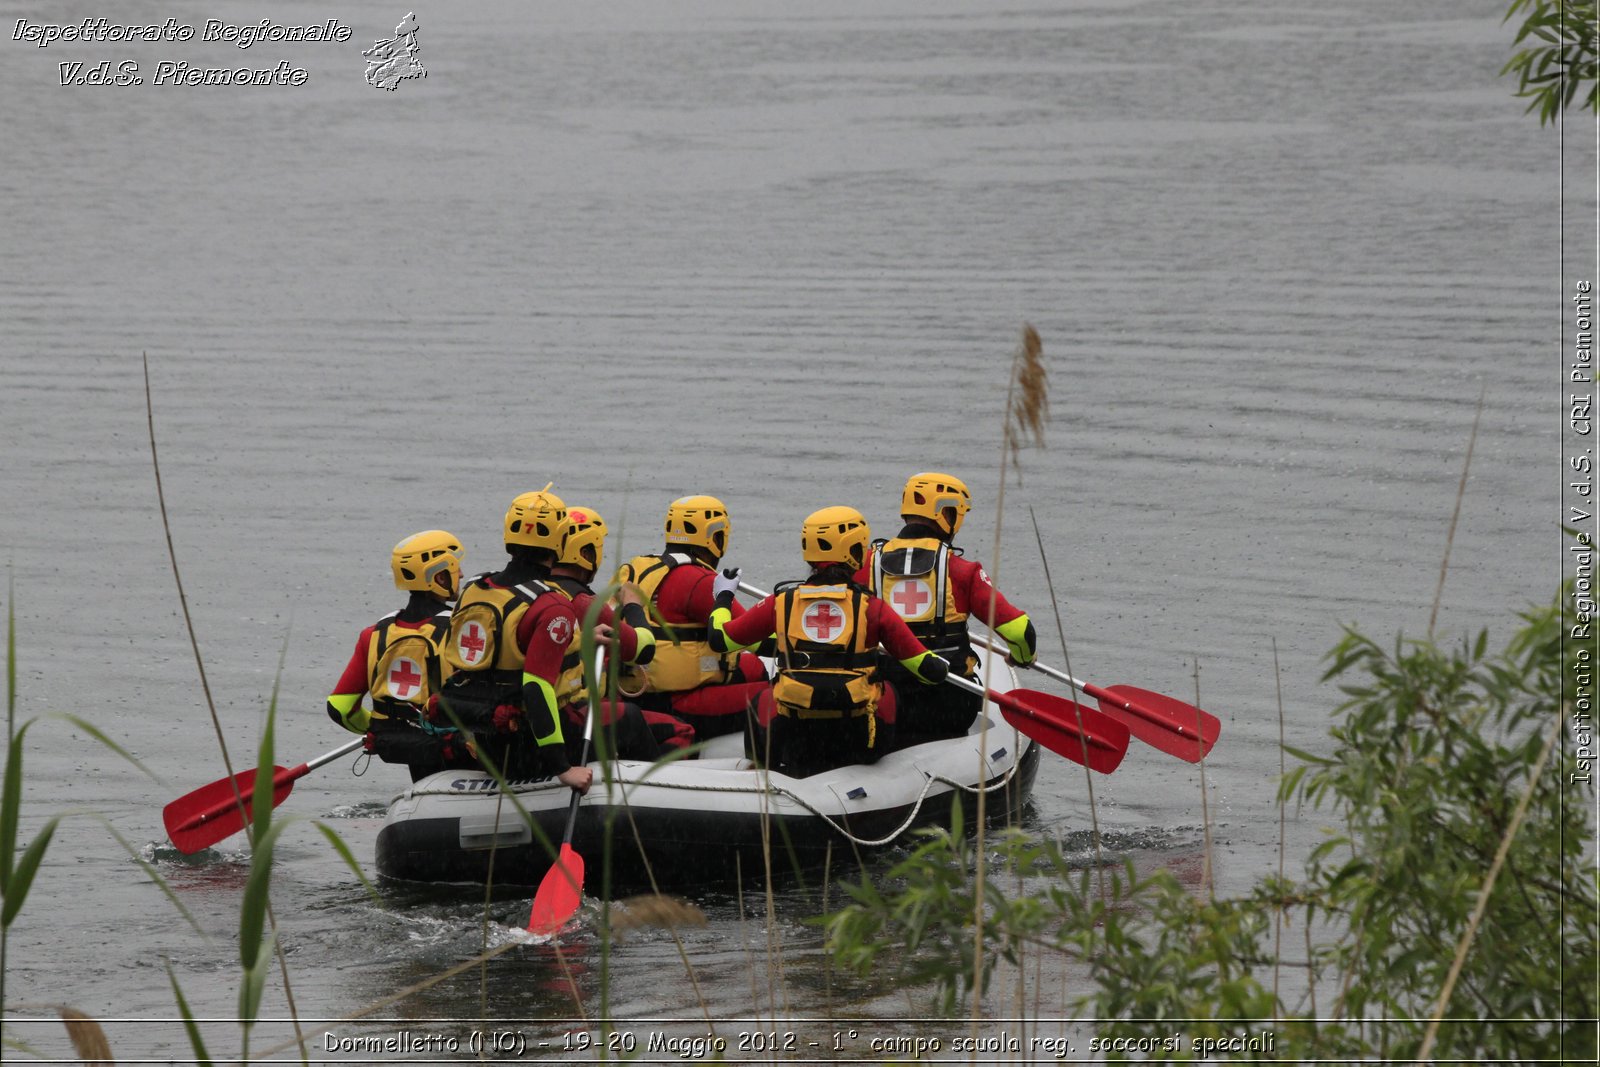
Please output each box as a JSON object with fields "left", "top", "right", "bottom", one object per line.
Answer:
{"left": 448, "top": 776, "right": 551, "bottom": 791}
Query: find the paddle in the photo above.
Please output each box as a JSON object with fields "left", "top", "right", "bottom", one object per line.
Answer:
{"left": 526, "top": 647, "right": 602, "bottom": 937}
{"left": 734, "top": 580, "right": 1128, "bottom": 773}
{"left": 967, "top": 631, "right": 1220, "bottom": 762}
{"left": 163, "top": 736, "right": 365, "bottom": 854}
{"left": 944, "top": 674, "right": 1127, "bottom": 774}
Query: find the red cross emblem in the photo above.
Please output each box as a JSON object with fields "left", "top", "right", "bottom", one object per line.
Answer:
{"left": 890, "top": 579, "right": 932, "bottom": 619}
{"left": 388, "top": 657, "right": 423, "bottom": 699}
{"left": 458, "top": 622, "right": 487, "bottom": 664}
{"left": 802, "top": 601, "right": 845, "bottom": 642}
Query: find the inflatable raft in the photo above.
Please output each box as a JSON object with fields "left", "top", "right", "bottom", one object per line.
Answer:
{"left": 375, "top": 655, "right": 1039, "bottom": 890}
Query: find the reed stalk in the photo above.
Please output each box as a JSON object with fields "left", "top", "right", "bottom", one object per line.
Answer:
{"left": 1428, "top": 388, "right": 1484, "bottom": 637}
{"left": 1192, "top": 659, "right": 1214, "bottom": 900}
{"left": 1416, "top": 715, "right": 1561, "bottom": 1061}
{"left": 1272, "top": 636, "right": 1286, "bottom": 1008}
{"left": 142, "top": 354, "right": 305, "bottom": 1060}
{"left": 1027, "top": 506, "right": 1103, "bottom": 900}
{"left": 972, "top": 324, "right": 1048, "bottom": 1040}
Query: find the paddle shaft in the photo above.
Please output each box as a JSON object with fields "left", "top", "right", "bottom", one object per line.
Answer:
{"left": 527, "top": 646, "right": 604, "bottom": 935}
{"left": 559, "top": 658, "right": 601, "bottom": 847}
{"left": 172, "top": 736, "right": 365, "bottom": 835}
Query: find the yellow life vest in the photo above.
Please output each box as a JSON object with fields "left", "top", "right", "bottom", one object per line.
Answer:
{"left": 441, "top": 576, "right": 551, "bottom": 684}
{"left": 870, "top": 537, "right": 974, "bottom": 665}
{"left": 615, "top": 552, "right": 733, "bottom": 692}
{"left": 771, "top": 583, "right": 882, "bottom": 724}
{"left": 366, "top": 609, "right": 452, "bottom": 714}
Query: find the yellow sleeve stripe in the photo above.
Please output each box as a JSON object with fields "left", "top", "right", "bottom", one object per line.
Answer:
{"left": 522, "top": 674, "right": 565, "bottom": 747}
{"left": 708, "top": 606, "right": 757, "bottom": 653}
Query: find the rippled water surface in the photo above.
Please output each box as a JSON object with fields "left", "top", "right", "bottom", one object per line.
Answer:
{"left": 0, "top": 0, "right": 1581, "bottom": 1060}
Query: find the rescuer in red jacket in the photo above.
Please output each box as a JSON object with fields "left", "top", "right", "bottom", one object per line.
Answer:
{"left": 613, "top": 495, "right": 769, "bottom": 745}
{"left": 855, "top": 472, "right": 1038, "bottom": 746}
{"left": 708, "top": 506, "right": 948, "bottom": 777}
{"left": 327, "top": 529, "right": 473, "bottom": 780}
{"left": 547, "top": 505, "right": 692, "bottom": 760}
{"left": 436, "top": 488, "right": 599, "bottom": 793}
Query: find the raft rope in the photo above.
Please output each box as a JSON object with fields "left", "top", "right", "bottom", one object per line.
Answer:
{"left": 401, "top": 743, "right": 1032, "bottom": 850}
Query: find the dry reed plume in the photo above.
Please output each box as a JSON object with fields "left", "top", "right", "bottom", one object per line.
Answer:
{"left": 1005, "top": 324, "right": 1049, "bottom": 473}
{"left": 607, "top": 894, "right": 709, "bottom": 935}
{"left": 58, "top": 1006, "right": 113, "bottom": 1065}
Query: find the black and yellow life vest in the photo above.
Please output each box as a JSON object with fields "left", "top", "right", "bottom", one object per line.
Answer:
{"left": 441, "top": 576, "right": 551, "bottom": 686}
{"left": 771, "top": 582, "right": 882, "bottom": 727}
{"left": 869, "top": 537, "right": 975, "bottom": 668}
{"left": 616, "top": 552, "right": 734, "bottom": 692}
{"left": 366, "top": 609, "right": 452, "bottom": 715}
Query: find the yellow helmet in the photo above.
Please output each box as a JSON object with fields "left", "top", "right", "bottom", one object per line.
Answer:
{"left": 900, "top": 472, "right": 971, "bottom": 537}
{"left": 504, "top": 488, "right": 567, "bottom": 552}
{"left": 801, "top": 506, "right": 871, "bottom": 569}
{"left": 391, "top": 529, "right": 463, "bottom": 598}
{"left": 663, "top": 495, "right": 731, "bottom": 559}
{"left": 559, "top": 505, "right": 607, "bottom": 574}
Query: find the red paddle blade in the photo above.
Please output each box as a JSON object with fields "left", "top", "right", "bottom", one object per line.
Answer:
{"left": 162, "top": 767, "right": 295, "bottom": 854}
{"left": 994, "top": 689, "right": 1129, "bottom": 774}
{"left": 1097, "top": 684, "right": 1221, "bottom": 763}
{"left": 527, "top": 844, "right": 585, "bottom": 936}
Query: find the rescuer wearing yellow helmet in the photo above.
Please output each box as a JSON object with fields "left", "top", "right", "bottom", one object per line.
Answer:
{"left": 854, "top": 472, "right": 1038, "bottom": 745}
{"left": 433, "top": 487, "right": 594, "bottom": 792}
{"left": 545, "top": 506, "right": 691, "bottom": 760}
{"left": 707, "top": 506, "right": 949, "bottom": 776}
{"left": 613, "top": 495, "right": 769, "bottom": 744}
{"left": 327, "top": 529, "right": 474, "bottom": 780}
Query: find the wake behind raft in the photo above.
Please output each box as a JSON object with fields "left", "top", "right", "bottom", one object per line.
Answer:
{"left": 375, "top": 650, "right": 1039, "bottom": 889}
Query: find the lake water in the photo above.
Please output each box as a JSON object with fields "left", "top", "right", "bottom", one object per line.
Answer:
{"left": 0, "top": 0, "right": 1584, "bottom": 1061}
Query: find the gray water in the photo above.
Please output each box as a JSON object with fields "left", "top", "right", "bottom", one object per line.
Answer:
{"left": 0, "top": 0, "right": 1584, "bottom": 1061}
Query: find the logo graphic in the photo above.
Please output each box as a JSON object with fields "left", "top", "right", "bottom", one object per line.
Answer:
{"left": 889, "top": 579, "right": 933, "bottom": 619}
{"left": 458, "top": 621, "right": 488, "bottom": 664}
{"left": 363, "top": 12, "right": 424, "bottom": 90}
{"left": 387, "top": 657, "right": 424, "bottom": 699}
{"left": 801, "top": 601, "right": 846, "bottom": 642}
{"left": 547, "top": 615, "right": 573, "bottom": 647}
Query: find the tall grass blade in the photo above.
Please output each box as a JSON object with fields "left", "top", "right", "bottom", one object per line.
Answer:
{"left": 165, "top": 958, "right": 214, "bottom": 1066}
{"left": 94, "top": 817, "right": 207, "bottom": 937}
{"left": 0, "top": 721, "right": 32, "bottom": 890}
{"left": 309, "top": 821, "right": 381, "bottom": 902}
{"left": 1, "top": 816, "right": 59, "bottom": 927}
{"left": 51, "top": 713, "right": 157, "bottom": 783}
{"left": 238, "top": 819, "right": 290, "bottom": 974}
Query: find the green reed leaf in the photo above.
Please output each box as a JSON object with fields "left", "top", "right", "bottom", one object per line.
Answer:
{"left": 1, "top": 815, "right": 59, "bottom": 927}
